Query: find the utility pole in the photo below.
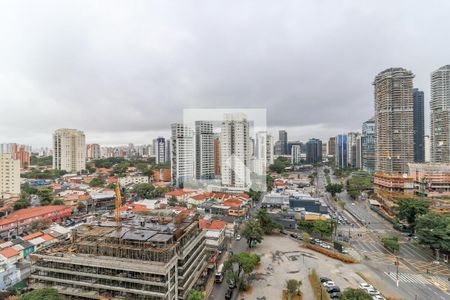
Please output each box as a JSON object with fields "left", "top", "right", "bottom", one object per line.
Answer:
{"left": 395, "top": 257, "right": 399, "bottom": 287}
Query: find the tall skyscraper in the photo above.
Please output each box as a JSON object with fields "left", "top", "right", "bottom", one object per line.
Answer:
{"left": 431, "top": 65, "right": 450, "bottom": 163}
{"left": 413, "top": 88, "right": 425, "bottom": 162}
{"left": 291, "top": 144, "right": 302, "bottom": 164}
{"left": 374, "top": 68, "right": 414, "bottom": 174}
{"left": 362, "top": 118, "right": 376, "bottom": 174}
{"left": 347, "top": 132, "right": 362, "bottom": 169}
{"left": 254, "top": 132, "right": 273, "bottom": 175}
{"left": 220, "top": 114, "right": 250, "bottom": 189}
{"left": 171, "top": 124, "right": 194, "bottom": 188}
{"left": 195, "top": 121, "right": 215, "bottom": 180}
{"left": 86, "top": 144, "right": 101, "bottom": 160}
{"left": 335, "top": 134, "right": 348, "bottom": 169}
{"left": 155, "top": 137, "right": 167, "bottom": 165}
{"left": 278, "top": 130, "right": 288, "bottom": 155}
{"left": 305, "top": 138, "right": 322, "bottom": 164}
{"left": 53, "top": 128, "right": 86, "bottom": 173}
{"left": 327, "top": 137, "right": 336, "bottom": 157}
{"left": 0, "top": 154, "right": 20, "bottom": 197}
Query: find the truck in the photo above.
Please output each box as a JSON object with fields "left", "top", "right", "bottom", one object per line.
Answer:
{"left": 215, "top": 263, "right": 224, "bottom": 283}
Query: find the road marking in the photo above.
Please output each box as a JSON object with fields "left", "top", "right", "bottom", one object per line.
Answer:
{"left": 384, "top": 272, "right": 430, "bottom": 285}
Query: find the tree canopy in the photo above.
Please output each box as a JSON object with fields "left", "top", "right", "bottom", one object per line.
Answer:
{"left": 269, "top": 157, "right": 290, "bottom": 174}
{"left": 346, "top": 173, "right": 372, "bottom": 199}
{"left": 132, "top": 183, "right": 167, "bottom": 199}
{"left": 186, "top": 290, "right": 205, "bottom": 300}
{"left": 312, "top": 220, "right": 334, "bottom": 238}
{"left": 381, "top": 236, "right": 400, "bottom": 253}
{"left": 223, "top": 252, "right": 260, "bottom": 291}
{"left": 339, "top": 288, "right": 372, "bottom": 300}
{"left": 20, "top": 288, "right": 64, "bottom": 300}
{"left": 89, "top": 177, "right": 106, "bottom": 187}
{"left": 241, "top": 218, "right": 264, "bottom": 248}
{"left": 396, "top": 198, "right": 429, "bottom": 230}
{"left": 37, "top": 187, "right": 54, "bottom": 206}
{"left": 285, "top": 279, "right": 302, "bottom": 300}
{"left": 416, "top": 213, "right": 450, "bottom": 252}
{"left": 256, "top": 209, "right": 282, "bottom": 234}
{"left": 325, "top": 183, "right": 343, "bottom": 197}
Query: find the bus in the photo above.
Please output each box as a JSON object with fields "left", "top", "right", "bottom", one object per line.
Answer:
{"left": 215, "top": 263, "right": 224, "bottom": 283}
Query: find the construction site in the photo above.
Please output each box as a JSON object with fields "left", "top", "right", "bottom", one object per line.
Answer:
{"left": 28, "top": 212, "right": 207, "bottom": 300}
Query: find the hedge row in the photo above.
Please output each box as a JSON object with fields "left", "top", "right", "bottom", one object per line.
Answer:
{"left": 303, "top": 243, "right": 357, "bottom": 263}
{"left": 308, "top": 269, "right": 330, "bottom": 300}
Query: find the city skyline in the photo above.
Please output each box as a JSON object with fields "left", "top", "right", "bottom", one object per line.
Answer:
{"left": 1, "top": 1, "right": 450, "bottom": 147}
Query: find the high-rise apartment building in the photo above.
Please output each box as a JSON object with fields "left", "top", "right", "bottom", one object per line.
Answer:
{"left": 278, "top": 130, "right": 288, "bottom": 155}
{"left": 374, "top": 68, "right": 414, "bottom": 174}
{"left": 214, "top": 136, "right": 221, "bottom": 176}
{"left": 335, "top": 134, "right": 347, "bottom": 169}
{"left": 0, "top": 154, "right": 20, "bottom": 197}
{"left": 305, "top": 138, "right": 322, "bottom": 164}
{"left": 413, "top": 88, "right": 425, "bottom": 162}
{"left": 362, "top": 118, "right": 376, "bottom": 174}
{"left": 155, "top": 137, "right": 167, "bottom": 165}
{"left": 0, "top": 143, "right": 31, "bottom": 169}
{"left": 171, "top": 124, "right": 194, "bottom": 188}
{"left": 254, "top": 132, "right": 273, "bottom": 175}
{"left": 347, "top": 132, "right": 362, "bottom": 169}
{"left": 220, "top": 114, "right": 250, "bottom": 189}
{"left": 424, "top": 135, "right": 431, "bottom": 162}
{"left": 195, "top": 121, "right": 215, "bottom": 180}
{"left": 53, "top": 128, "right": 86, "bottom": 173}
{"left": 327, "top": 137, "right": 336, "bottom": 157}
{"left": 431, "top": 65, "right": 450, "bottom": 163}
{"left": 291, "top": 144, "right": 302, "bottom": 165}
{"left": 86, "top": 144, "right": 101, "bottom": 160}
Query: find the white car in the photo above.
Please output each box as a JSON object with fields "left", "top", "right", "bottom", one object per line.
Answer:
{"left": 323, "top": 281, "right": 336, "bottom": 288}
{"left": 359, "top": 282, "right": 373, "bottom": 290}
{"left": 372, "top": 296, "right": 384, "bottom": 300}
{"left": 235, "top": 235, "right": 241, "bottom": 241}
{"left": 367, "top": 289, "right": 380, "bottom": 296}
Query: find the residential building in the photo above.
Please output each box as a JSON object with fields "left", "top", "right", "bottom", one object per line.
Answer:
{"left": 86, "top": 144, "right": 101, "bottom": 160}
{"left": 155, "top": 137, "right": 167, "bottom": 165}
{"left": 431, "top": 65, "right": 450, "bottom": 163}
{"left": 305, "top": 138, "right": 322, "bottom": 164}
{"left": 278, "top": 130, "right": 288, "bottom": 155}
{"left": 0, "top": 154, "right": 20, "bottom": 198}
{"left": 424, "top": 135, "right": 431, "bottom": 162}
{"left": 118, "top": 176, "right": 149, "bottom": 187}
{"left": 254, "top": 131, "right": 273, "bottom": 175}
{"left": 195, "top": 121, "right": 215, "bottom": 180}
{"left": 362, "top": 117, "right": 376, "bottom": 174}
{"left": 0, "top": 143, "right": 31, "bottom": 169}
{"left": 374, "top": 68, "right": 414, "bottom": 173}
{"left": 29, "top": 215, "right": 207, "bottom": 300}
{"left": 171, "top": 124, "right": 194, "bottom": 188}
{"left": 53, "top": 128, "right": 86, "bottom": 173}
{"left": 413, "top": 88, "right": 425, "bottom": 162}
{"left": 327, "top": 137, "right": 336, "bottom": 157}
{"left": 287, "top": 141, "right": 302, "bottom": 156}
{"left": 335, "top": 134, "right": 347, "bottom": 169}
{"left": 347, "top": 132, "right": 362, "bottom": 169}
{"left": 220, "top": 114, "right": 251, "bottom": 189}
{"left": 291, "top": 145, "right": 302, "bottom": 165}
{"left": 373, "top": 172, "right": 414, "bottom": 200}
{"left": 213, "top": 136, "right": 221, "bottom": 176}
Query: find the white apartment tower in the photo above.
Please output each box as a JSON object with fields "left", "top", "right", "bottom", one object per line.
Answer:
{"left": 374, "top": 68, "right": 414, "bottom": 174}
{"left": 0, "top": 154, "right": 20, "bottom": 197}
{"left": 431, "top": 65, "right": 450, "bottom": 163}
{"left": 220, "top": 114, "right": 251, "bottom": 189}
{"left": 291, "top": 144, "right": 302, "bottom": 165}
{"left": 171, "top": 124, "right": 194, "bottom": 188}
{"left": 53, "top": 128, "right": 86, "bottom": 173}
{"left": 254, "top": 132, "right": 273, "bottom": 175}
{"left": 195, "top": 121, "right": 215, "bottom": 180}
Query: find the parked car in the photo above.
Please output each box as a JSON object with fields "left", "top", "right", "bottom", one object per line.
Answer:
{"left": 359, "top": 282, "right": 373, "bottom": 290}
{"left": 372, "top": 295, "right": 384, "bottom": 300}
{"left": 330, "top": 291, "right": 341, "bottom": 299}
{"left": 326, "top": 286, "right": 341, "bottom": 293}
{"left": 320, "top": 277, "right": 332, "bottom": 283}
{"left": 367, "top": 289, "right": 380, "bottom": 296}
{"left": 235, "top": 234, "right": 241, "bottom": 241}
{"left": 323, "top": 281, "right": 336, "bottom": 288}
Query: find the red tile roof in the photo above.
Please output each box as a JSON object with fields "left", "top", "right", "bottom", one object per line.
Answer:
{"left": 0, "top": 206, "right": 71, "bottom": 226}
{"left": 199, "top": 219, "right": 227, "bottom": 230}
{"left": 223, "top": 199, "right": 243, "bottom": 208}
{"left": 166, "top": 190, "right": 190, "bottom": 197}
{"left": 0, "top": 247, "right": 19, "bottom": 258}
{"left": 23, "top": 232, "right": 44, "bottom": 241}
{"left": 41, "top": 234, "right": 54, "bottom": 241}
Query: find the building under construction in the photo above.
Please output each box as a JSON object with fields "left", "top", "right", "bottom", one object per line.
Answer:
{"left": 28, "top": 213, "right": 207, "bottom": 300}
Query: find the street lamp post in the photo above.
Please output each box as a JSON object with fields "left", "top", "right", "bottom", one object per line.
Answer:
{"left": 395, "top": 257, "right": 399, "bottom": 287}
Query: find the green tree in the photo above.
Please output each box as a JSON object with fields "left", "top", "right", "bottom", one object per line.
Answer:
{"left": 168, "top": 195, "right": 178, "bottom": 206}
{"left": 266, "top": 175, "right": 274, "bottom": 191}
{"left": 223, "top": 252, "right": 260, "bottom": 291}
{"left": 89, "top": 177, "right": 106, "bottom": 187}
{"left": 22, "top": 183, "right": 38, "bottom": 194}
{"left": 256, "top": 209, "right": 282, "bottom": 234}
{"left": 297, "top": 220, "right": 314, "bottom": 233}
{"left": 37, "top": 187, "right": 54, "bottom": 206}
{"left": 381, "top": 236, "right": 400, "bottom": 253}
{"left": 325, "top": 183, "right": 343, "bottom": 197}
{"left": 111, "top": 161, "right": 130, "bottom": 176}
{"left": 340, "top": 288, "right": 372, "bottom": 300}
{"left": 132, "top": 183, "right": 155, "bottom": 199}
{"left": 186, "top": 290, "right": 205, "bottom": 300}
{"left": 323, "top": 168, "right": 330, "bottom": 175}
{"left": 301, "top": 232, "right": 311, "bottom": 242}
{"left": 241, "top": 218, "right": 264, "bottom": 248}
{"left": 52, "top": 199, "right": 65, "bottom": 205}
{"left": 269, "top": 157, "right": 290, "bottom": 174}
{"left": 20, "top": 288, "right": 64, "bottom": 300}
{"left": 415, "top": 213, "right": 450, "bottom": 252}
{"left": 13, "top": 199, "right": 31, "bottom": 210}
{"left": 312, "top": 220, "right": 334, "bottom": 238}
{"left": 285, "top": 279, "right": 302, "bottom": 300}
{"left": 346, "top": 173, "right": 372, "bottom": 199}
{"left": 396, "top": 198, "right": 429, "bottom": 230}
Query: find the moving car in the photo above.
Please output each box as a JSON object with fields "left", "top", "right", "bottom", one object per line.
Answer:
{"left": 235, "top": 234, "right": 241, "bottom": 241}
{"left": 214, "top": 264, "right": 224, "bottom": 283}
{"left": 225, "top": 289, "right": 233, "bottom": 299}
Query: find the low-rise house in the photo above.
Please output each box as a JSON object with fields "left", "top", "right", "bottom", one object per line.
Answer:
{"left": 119, "top": 176, "right": 149, "bottom": 187}
{"left": 199, "top": 219, "right": 226, "bottom": 251}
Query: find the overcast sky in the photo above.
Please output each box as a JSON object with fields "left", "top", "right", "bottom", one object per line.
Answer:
{"left": 1, "top": 1, "right": 449, "bottom": 148}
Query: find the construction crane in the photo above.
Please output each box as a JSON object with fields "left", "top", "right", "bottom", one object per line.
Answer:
{"left": 114, "top": 180, "right": 122, "bottom": 224}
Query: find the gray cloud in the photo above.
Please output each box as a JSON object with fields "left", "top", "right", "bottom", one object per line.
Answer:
{"left": 1, "top": 0, "right": 449, "bottom": 147}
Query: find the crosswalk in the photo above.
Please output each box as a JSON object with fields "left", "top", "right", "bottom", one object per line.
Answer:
{"left": 384, "top": 272, "right": 431, "bottom": 285}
